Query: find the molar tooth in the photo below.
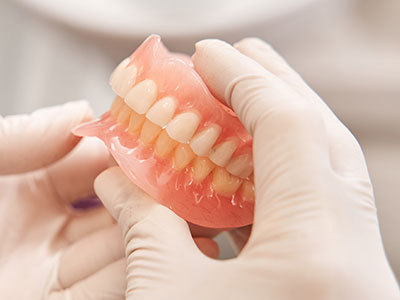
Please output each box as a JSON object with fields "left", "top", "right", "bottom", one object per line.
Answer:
{"left": 173, "top": 144, "right": 195, "bottom": 171}
{"left": 226, "top": 153, "right": 253, "bottom": 178}
{"left": 191, "top": 157, "right": 215, "bottom": 183}
{"left": 110, "top": 96, "right": 124, "bottom": 117}
{"left": 189, "top": 124, "right": 221, "bottom": 156}
{"left": 240, "top": 180, "right": 255, "bottom": 202}
{"left": 139, "top": 119, "right": 162, "bottom": 145}
{"left": 209, "top": 138, "right": 239, "bottom": 167}
{"left": 155, "top": 130, "right": 178, "bottom": 158}
{"left": 128, "top": 110, "right": 145, "bottom": 134}
{"left": 117, "top": 104, "right": 132, "bottom": 126}
{"left": 125, "top": 79, "right": 157, "bottom": 114}
{"left": 165, "top": 111, "right": 200, "bottom": 144}
{"left": 111, "top": 60, "right": 137, "bottom": 98}
{"left": 212, "top": 167, "right": 242, "bottom": 197}
{"left": 146, "top": 96, "right": 178, "bottom": 127}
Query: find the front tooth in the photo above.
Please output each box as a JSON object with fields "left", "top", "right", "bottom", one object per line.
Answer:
{"left": 189, "top": 124, "right": 221, "bottom": 156}
{"left": 125, "top": 79, "right": 158, "bottom": 114}
{"left": 173, "top": 144, "right": 195, "bottom": 171}
{"left": 191, "top": 157, "right": 215, "bottom": 183}
{"left": 117, "top": 104, "right": 132, "bottom": 126}
{"left": 111, "top": 60, "right": 138, "bottom": 98}
{"left": 110, "top": 96, "right": 124, "bottom": 117}
{"left": 146, "top": 96, "right": 178, "bottom": 127}
{"left": 155, "top": 130, "right": 178, "bottom": 158}
{"left": 166, "top": 111, "right": 200, "bottom": 143}
{"left": 128, "top": 110, "right": 146, "bottom": 134}
{"left": 109, "top": 58, "right": 129, "bottom": 85}
{"left": 226, "top": 153, "right": 253, "bottom": 178}
{"left": 240, "top": 180, "right": 255, "bottom": 202}
{"left": 209, "top": 138, "right": 239, "bottom": 167}
{"left": 139, "top": 119, "right": 162, "bottom": 145}
{"left": 212, "top": 167, "right": 242, "bottom": 197}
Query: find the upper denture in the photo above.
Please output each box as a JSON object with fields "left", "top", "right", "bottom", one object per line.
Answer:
{"left": 82, "top": 35, "right": 255, "bottom": 228}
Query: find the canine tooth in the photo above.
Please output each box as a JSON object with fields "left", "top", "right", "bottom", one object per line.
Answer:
{"left": 111, "top": 60, "right": 137, "bottom": 98}
{"left": 128, "top": 110, "right": 145, "bottom": 134}
{"left": 209, "top": 138, "right": 239, "bottom": 167}
{"left": 139, "top": 119, "right": 162, "bottom": 145}
{"left": 125, "top": 79, "right": 158, "bottom": 114}
{"left": 155, "top": 130, "right": 178, "bottom": 158}
{"left": 191, "top": 157, "right": 215, "bottom": 183}
{"left": 110, "top": 96, "right": 124, "bottom": 117}
{"left": 212, "top": 167, "right": 242, "bottom": 197}
{"left": 189, "top": 124, "right": 221, "bottom": 156}
{"left": 226, "top": 153, "right": 253, "bottom": 178}
{"left": 240, "top": 180, "right": 255, "bottom": 202}
{"left": 166, "top": 111, "right": 200, "bottom": 143}
{"left": 117, "top": 104, "right": 131, "bottom": 126}
{"left": 146, "top": 96, "right": 178, "bottom": 127}
{"left": 173, "top": 144, "right": 195, "bottom": 171}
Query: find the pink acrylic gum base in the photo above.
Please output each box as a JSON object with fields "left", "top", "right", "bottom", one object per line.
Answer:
{"left": 74, "top": 35, "right": 254, "bottom": 228}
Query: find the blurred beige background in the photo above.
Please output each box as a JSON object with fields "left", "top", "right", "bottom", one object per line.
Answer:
{"left": 1, "top": 0, "right": 399, "bottom": 281}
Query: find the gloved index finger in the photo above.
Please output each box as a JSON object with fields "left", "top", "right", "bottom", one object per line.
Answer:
{"left": 193, "top": 39, "right": 332, "bottom": 240}
{"left": 0, "top": 101, "right": 92, "bottom": 175}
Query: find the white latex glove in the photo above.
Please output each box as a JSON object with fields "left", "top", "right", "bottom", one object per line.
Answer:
{"left": 94, "top": 39, "right": 400, "bottom": 299}
{"left": 0, "top": 101, "right": 127, "bottom": 299}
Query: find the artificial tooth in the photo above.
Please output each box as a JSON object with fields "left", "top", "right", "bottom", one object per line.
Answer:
{"left": 191, "top": 157, "right": 215, "bottom": 183}
{"left": 146, "top": 96, "right": 178, "bottom": 127}
{"left": 128, "top": 110, "right": 145, "bottom": 134}
{"left": 189, "top": 124, "right": 221, "bottom": 156}
{"left": 125, "top": 79, "right": 158, "bottom": 114}
{"left": 173, "top": 144, "right": 195, "bottom": 171}
{"left": 226, "top": 153, "right": 253, "bottom": 178}
{"left": 111, "top": 59, "right": 138, "bottom": 98}
{"left": 155, "top": 130, "right": 178, "bottom": 159}
{"left": 165, "top": 111, "right": 200, "bottom": 143}
{"left": 209, "top": 138, "right": 239, "bottom": 167}
{"left": 240, "top": 180, "right": 255, "bottom": 202}
{"left": 212, "top": 167, "right": 242, "bottom": 197}
{"left": 117, "top": 104, "right": 131, "bottom": 126}
{"left": 109, "top": 57, "right": 129, "bottom": 85}
{"left": 110, "top": 96, "right": 124, "bottom": 117}
{"left": 139, "top": 119, "right": 162, "bottom": 145}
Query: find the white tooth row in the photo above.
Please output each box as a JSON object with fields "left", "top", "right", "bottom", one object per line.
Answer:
{"left": 110, "top": 61, "right": 253, "bottom": 179}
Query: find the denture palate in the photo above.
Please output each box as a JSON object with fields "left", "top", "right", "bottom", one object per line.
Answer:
{"left": 109, "top": 62, "right": 255, "bottom": 201}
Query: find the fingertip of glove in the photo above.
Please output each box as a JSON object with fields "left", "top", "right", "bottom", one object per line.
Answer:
{"left": 61, "top": 100, "right": 93, "bottom": 123}
{"left": 234, "top": 37, "right": 273, "bottom": 51}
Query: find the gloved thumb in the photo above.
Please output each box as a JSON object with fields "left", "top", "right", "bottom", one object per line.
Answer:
{"left": 94, "top": 167, "right": 218, "bottom": 296}
{"left": 0, "top": 101, "right": 92, "bottom": 174}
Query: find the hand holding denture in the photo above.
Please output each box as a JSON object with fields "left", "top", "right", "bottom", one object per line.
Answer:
{"left": 94, "top": 38, "right": 400, "bottom": 299}
{"left": 0, "top": 102, "right": 126, "bottom": 299}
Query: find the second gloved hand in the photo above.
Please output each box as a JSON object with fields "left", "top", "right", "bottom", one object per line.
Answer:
{"left": 94, "top": 39, "right": 400, "bottom": 300}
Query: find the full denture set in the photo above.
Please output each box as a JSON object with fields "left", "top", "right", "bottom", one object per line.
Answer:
{"left": 74, "top": 35, "right": 254, "bottom": 228}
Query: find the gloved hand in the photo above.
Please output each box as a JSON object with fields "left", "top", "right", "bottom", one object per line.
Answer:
{"left": 95, "top": 38, "right": 400, "bottom": 300}
{"left": 0, "top": 101, "right": 127, "bottom": 299}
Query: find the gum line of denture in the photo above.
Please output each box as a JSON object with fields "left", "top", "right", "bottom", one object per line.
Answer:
{"left": 109, "top": 59, "right": 255, "bottom": 201}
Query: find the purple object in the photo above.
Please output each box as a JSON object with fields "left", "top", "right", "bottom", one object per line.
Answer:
{"left": 71, "top": 195, "right": 103, "bottom": 210}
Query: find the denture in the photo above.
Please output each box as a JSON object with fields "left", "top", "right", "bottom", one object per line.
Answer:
{"left": 74, "top": 35, "right": 254, "bottom": 228}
